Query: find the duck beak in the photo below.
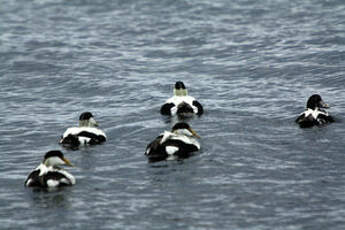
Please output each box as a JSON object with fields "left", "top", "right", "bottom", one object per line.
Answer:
{"left": 63, "top": 157, "right": 74, "bottom": 167}
{"left": 189, "top": 128, "right": 200, "bottom": 138}
{"left": 90, "top": 117, "right": 99, "bottom": 127}
{"left": 320, "top": 100, "right": 330, "bottom": 108}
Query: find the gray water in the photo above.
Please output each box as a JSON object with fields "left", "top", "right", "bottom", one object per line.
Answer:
{"left": 1, "top": 0, "right": 345, "bottom": 229}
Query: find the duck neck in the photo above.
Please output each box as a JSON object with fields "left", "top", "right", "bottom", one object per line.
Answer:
{"left": 174, "top": 88, "right": 188, "bottom": 96}
{"left": 79, "top": 120, "right": 90, "bottom": 127}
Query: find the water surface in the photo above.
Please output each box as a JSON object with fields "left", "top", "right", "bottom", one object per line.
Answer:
{"left": 1, "top": 0, "right": 345, "bottom": 229}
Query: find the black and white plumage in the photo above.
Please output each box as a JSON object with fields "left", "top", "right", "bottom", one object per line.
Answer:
{"left": 60, "top": 112, "right": 106, "bottom": 149}
{"left": 145, "top": 122, "right": 201, "bottom": 162}
{"left": 296, "top": 94, "right": 334, "bottom": 128}
{"left": 160, "top": 81, "right": 203, "bottom": 117}
{"left": 25, "top": 150, "right": 75, "bottom": 188}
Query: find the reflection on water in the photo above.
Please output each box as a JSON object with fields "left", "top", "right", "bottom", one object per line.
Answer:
{"left": 28, "top": 188, "right": 72, "bottom": 209}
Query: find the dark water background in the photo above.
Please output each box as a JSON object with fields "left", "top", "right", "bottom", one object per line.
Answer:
{"left": 1, "top": 0, "right": 345, "bottom": 229}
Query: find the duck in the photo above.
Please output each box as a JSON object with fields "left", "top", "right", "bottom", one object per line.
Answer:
{"left": 160, "top": 81, "right": 203, "bottom": 117}
{"left": 60, "top": 112, "right": 106, "bottom": 149}
{"left": 145, "top": 122, "right": 201, "bottom": 162}
{"left": 295, "top": 94, "right": 334, "bottom": 128}
{"left": 24, "top": 150, "right": 75, "bottom": 188}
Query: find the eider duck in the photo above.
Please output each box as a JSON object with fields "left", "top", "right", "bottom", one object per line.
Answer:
{"left": 25, "top": 150, "right": 75, "bottom": 188}
{"left": 145, "top": 122, "right": 201, "bottom": 162}
{"left": 296, "top": 94, "right": 334, "bottom": 128}
{"left": 60, "top": 112, "right": 106, "bottom": 149}
{"left": 160, "top": 81, "right": 203, "bottom": 117}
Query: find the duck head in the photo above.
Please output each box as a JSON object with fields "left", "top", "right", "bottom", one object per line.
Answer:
{"left": 306, "top": 94, "right": 329, "bottom": 110}
{"left": 43, "top": 150, "right": 73, "bottom": 167}
{"left": 172, "top": 122, "right": 200, "bottom": 138}
{"left": 173, "top": 81, "right": 188, "bottom": 96}
{"left": 79, "top": 112, "right": 98, "bottom": 127}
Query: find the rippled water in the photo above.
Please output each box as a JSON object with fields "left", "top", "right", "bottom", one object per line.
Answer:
{"left": 1, "top": 0, "right": 345, "bottom": 229}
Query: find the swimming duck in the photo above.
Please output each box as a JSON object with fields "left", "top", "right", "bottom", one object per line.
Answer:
{"left": 160, "top": 81, "right": 203, "bottom": 117}
{"left": 295, "top": 94, "right": 334, "bottom": 128}
{"left": 145, "top": 122, "right": 201, "bottom": 162}
{"left": 25, "top": 150, "right": 75, "bottom": 188}
{"left": 60, "top": 112, "right": 106, "bottom": 149}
